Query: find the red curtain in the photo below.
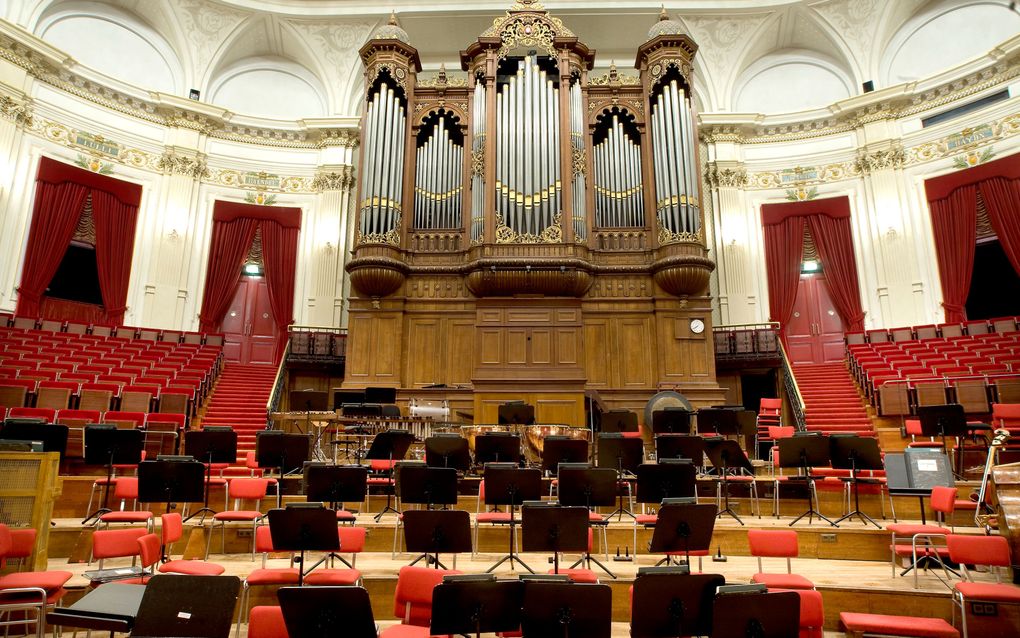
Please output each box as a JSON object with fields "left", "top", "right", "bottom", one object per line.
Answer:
{"left": 39, "top": 297, "right": 106, "bottom": 324}
{"left": 979, "top": 177, "right": 1020, "bottom": 277}
{"left": 763, "top": 216, "right": 805, "bottom": 329}
{"left": 16, "top": 181, "right": 90, "bottom": 317}
{"left": 197, "top": 217, "right": 259, "bottom": 332}
{"left": 806, "top": 214, "right": 866, "bottom": 331}
{"left": 929, "top": 184, "right": 978, "bottom": 323}
{"left": 259, "top": 219, "right": 299, "bottom": 357}
{"left": 91, "top": 189, "right": 139, "bottom": 325}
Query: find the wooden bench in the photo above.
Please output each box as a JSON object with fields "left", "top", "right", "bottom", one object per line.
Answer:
{"left": 839, "top": 612, "right": 959, "bottom": 638}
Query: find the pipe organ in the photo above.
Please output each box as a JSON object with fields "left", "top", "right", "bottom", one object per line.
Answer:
{"left": 345, "top": 2, "right": 724, "bottom": 425}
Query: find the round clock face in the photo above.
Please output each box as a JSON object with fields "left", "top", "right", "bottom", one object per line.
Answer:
{"left": 690, "top": 318, "right": 705, "bottom": 334}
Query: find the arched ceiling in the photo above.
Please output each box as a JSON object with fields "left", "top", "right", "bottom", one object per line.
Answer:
{"left": 7, "top": 0, "right": 1018, "bottom": 119}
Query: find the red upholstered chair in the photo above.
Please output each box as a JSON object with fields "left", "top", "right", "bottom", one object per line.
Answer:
{"left": 236, "top": 527, "right": 300, "bottom": 637}
{"left": 794, "top": 589, "right": 824, "bottom": 638}
{"left": 158, "top": 513, "right": 225, "bottom": 576}
{"left": 206, "top": 478, "right": 269, "bottom": 560}
{"left": 473, "top": 479, "right": 513, "bottom": 557}
{"left": 0, "top": 379, "right": 35, "bottom": 409}
{"left": 98, "top": 477, "right": 154, "bottom": 530}
{"left": 378, "top": 566, "right": 461, "bottom": 638}
{"left": 887, "top": 486, "right": 956, "bottom": 587}
{"left": 91, "top": 527, "right": 147, "bottom": 572}
{"left": 102, "top": 411, "right": 146, "bottom": 429}
{"left": 0, "top": 524, "right": 72, "bottom": 637}
{"left": 747, "top": 529, "right": 814, "bottom": 590}
{"left": 303, "top": 526, "right": 365, "bottom": 586}
{"left": 34, "top": 381, "right": 78, "bottom": 410}
{"left": 7, "top": 407, "right": 56, "bottom": 423}
{"left": 3, "top": 528, "right": 37, "bottom": 571}
{"left": 547, "top": 529, "right": 598, "bottom": 583}
{"left": 248, "top": 606, "right": 289, "bottom": 638}
{"left": 946, "top": 534, "right": 1020, "bottom": 638}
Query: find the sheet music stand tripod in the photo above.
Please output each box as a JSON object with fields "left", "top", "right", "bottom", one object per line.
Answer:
{"left": 596, "top": 434, "right": 643, "bottom": 522}
{"left": 520, "top": 580, "right": 613, "bottom": 638}
{"left": 710, "top": 589, "right": 801, "bottom": 638}
{"left": 304, "top": 463, "right": 368, "bottom": 522}
{"left": 365, "top": 429, "right": 415, "bottom": 521}
{"left": 704, "top": 438, "right": 757, "bottom": 525}
{"left": 541, "top": 437, "right": 590, "bottom": 475}
{"left": 394, "top": 465, "right": 459, "bottom": 561}
{"left": 556, "top": 464, "right": 618, "bottom": 578}
{"left": 137, "top": 457, "right": 205, "bottom": 519}
{"left": 631, "top": 569, "right": 724, "bottom": 638}
{"left": 654, "top": 435, "right": 705, "bottom": 465}
{"left": 483, "top": 464, "right": 541, "bottom": 573}
{"left": 430, "top": 575, "right": 524, "bottom": 638}
{"left": 256, "top": 431, "right": 312, "bottom": 508}
{"left": 830, "top": 435, "right": 884, "bottom": 528}
{"left": 278, "top": 585, "right": 376, "bottom": 638}
{"left": 651, "top": 409, "right": 693, "bottom": 435}
{"left": 403, "top": 509, "right": 471, "bottom": 570}
{"left": 425, "top": 434, "right": 472, "bottom": 472}
{"left": 522, "top": 503, "right": 590, "bottom": 576}
{"left": 475, "top": 432, "right": 522, "bottom": 466}
{"left": 648, "top": 502, "right": 716, "bottom": 568}
{"left": 266, "top": 505, "right": 340, "bottom": 585}
{"left": 81, "top": 425, "right": 144, "bottom": 525}
{"left": 777, "top": 434, "right": 836, "bottom": 527}
{"left": 183, "top": 427, "right": 237, "bottom": 522}
{"left": 918, "top": 404, "right": 975, "bottom": 479}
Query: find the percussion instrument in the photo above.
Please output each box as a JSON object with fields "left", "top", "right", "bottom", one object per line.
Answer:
{"left": 409, "top": 399, "right": 451, "bottom": 420}
{"left": 523, "top": 424, "right": 589, "bottom": 465}
{"left": 460, "top": 425, "right": 512, "bottom": 456}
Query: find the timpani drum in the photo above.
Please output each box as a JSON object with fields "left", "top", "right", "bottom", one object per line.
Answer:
{"left": 460, "top": 425, "right": 512, "bottom": 456}
{"left": 523, "top": 425, "right": 590, "bottom": 465}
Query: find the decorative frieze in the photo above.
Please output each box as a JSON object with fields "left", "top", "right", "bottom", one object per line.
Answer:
{"left": 0, "top": 94, "right": 33, "bottom": 125}
{"left": 703, "top": 162, "right": 748, "bottom": 188}
{"left": 854, "top": 144, "right": 906, "bottom": 174}
{"left": 157, "top": 151, "right": 209, "bottom": 179}
{"left": 312, "top": 167, "right": 356, "bottom": 192}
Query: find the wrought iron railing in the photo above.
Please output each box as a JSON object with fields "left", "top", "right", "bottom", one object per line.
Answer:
{"left": 287, "top": 324, "right": 347, "bottom": 362}
{"left": 777, "top": 337, "right": 807, "bottom": 430}
{"left": 265, "top": 339, "right": 290, "bottom": 429}
{"left": 712, "top": 322, "right": 782, "bottom": 360}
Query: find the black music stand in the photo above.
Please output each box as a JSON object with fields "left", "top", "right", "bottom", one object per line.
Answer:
{"left": 425, "top": 434, "right": 471, "bottom": 471}
{"left": 648, "top": 502, "right": 716, "bottom": 567}
{"left": 277, "top": 585, "right": 375, "bottom": 638}
{"left": 631, "top": 570, "right": 725, "bottom": 638}
{"left": 704, "top": 438, "right": 755, "bottom": 525}
{"left": 365, "top": 386, "right": 397, "bottom": 404}
{"left": 652, "top": 409, "right": 693, "bottom": 435}
{"left": 918, "top": 404, "right": 973, "bottom": 478}
{"left": 597, "top": 434, "right": 642, "bottom": 521}
{"left": 601, "top": 410, "right": 639, "bottom": 435}
{"left": 556, "top": 465, "right": 618, "bottom": 578}
{"left": 521, "top": 503, "right": 590, "bottom": 575}
{"left": 184, "top": 427, "right": 237, "bottom": 522}
{"left": 0, "top": 421, "right": 68, "bottom": 460}
{"left": 256, "top": 431, "right": 311, "bottom": 507}
{"left": 830, "top": 435, "right": 884, "bottom": 528}
{"left": 498, "top": 402, "right": 535, "bottom": 426}
{"left": 476, "top": 432, "right": 522, "bottom": 465}
{"left": 483, "top": 464, "right": 542, "bottom": 573}
{"left": 398, "top": 465, "right": 459, "bottom": 510}
{"left": 81, "top": 425, "right": 144, "bottom": 525}
{"left": 636, "top": 461, "right": 697, "bottom": 507}
{"left": 520, "top": 580, "right": 613, "bottom": 638}
{"left": 777, "top": 434, "right": 836, "bottom": 527}
{"left": 431, "top": 575, "right": 524, "bottom": 638}
{"left": 541, "top": 437, "right": 590, "bottom": 474}
{"left": 655, "top": 435, "right": 705, "bottom": 465}
{"left": 696, "top": 408, "right": 740, "bottom": 437}
{"left": 266, "top": 505, "right": 340, "bottom": 586}
{"left": 137, "top": 457, "right": 205, "bottom": 515}
{"left": 130, "top": 575, "right": 240, "bottom": 638}
{"left": 364, "top": 429, "right": 415, "bottom": 521}
{"left": 305, "top": 463, "right": 367, "bottom": 515}
{"left": 404, "top": 509, "right": 472, "bottom": 570}
{"left": 710, "top": 589, "right": 801, "bottom": 638}
{"left": 334, "top": 390, "right": 366, "bottom": 411}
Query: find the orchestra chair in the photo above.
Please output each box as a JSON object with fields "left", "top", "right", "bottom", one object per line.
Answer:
{"left": 97, "top": 477, "right": 155, "bottom": 531}
{"left": 84, "top": 450, "right": 146, "bottom": 519}
{"left": 548, "top": 529, "right": 599, "bottom": 583}
{"left": 235, "top": 526, "right": 300, "bottom": 638}
{"left": 946, "top": 534, "right": 1020, "bottom": 638}
{"left": 378, "top": 566, "right": 461, "bottom": 638}
{"left": 248, "top": 606, "right": 288, "bottom": 638}
{"left": 159, "top": 513, "right": 225, "bottom": 575}
{"left": 747, "top": 529, "right": 814, "bottom": 590}
{"left": 3, "top": 528, "right": 36, "bottom": 571}
{"left": 887, "top": 486, "right": 956, "bottom": 587}
{"left": 90, "top": 527, "right": 147, "bottom": 571}
{"left": 0, "top": 524, "right": 72, "bottom": 638}
{"left": 473, "top": 479, "right": 513, "bottom": 558}
{"left": 794, "top": 589, "right": 824, "bottom": 638}
{"left": 303, "top": 525, "right": 365, "bottom": 586}
{"left": 7, "top": 407, "right": 56, "bottom": 423}
{"left": 206, "top": 477, "right": 270, "bottom": 560}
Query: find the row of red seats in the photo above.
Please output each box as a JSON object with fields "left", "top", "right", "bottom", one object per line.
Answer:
{"left": 0, "top": 378, "right": 197, "bottom": 416}
{"left": 0, "top": 312, "right": 224, "bottom": 346}
{"left": 0, "top": 406, "right": 186, "bottom": 457}
{"left": 846, "top": 316, "right": 1018, "bottom": 345}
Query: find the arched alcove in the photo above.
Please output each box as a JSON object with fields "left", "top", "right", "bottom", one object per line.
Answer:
{"left": 208, "top": 57, "right": 327, "bottom": 120}
{"left": 735, "top": 52, "right": 852, "bottom": 114}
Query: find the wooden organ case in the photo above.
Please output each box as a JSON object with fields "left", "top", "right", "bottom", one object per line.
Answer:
{"left": 344, "top": 2, "right": 724, "bottom": 424}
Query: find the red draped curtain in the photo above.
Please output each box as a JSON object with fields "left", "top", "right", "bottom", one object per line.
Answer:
{"left": 259, "top": 219, "right": 299, "bottom": 341}
{"left": 763, "top": 216, "right": 805, "bottom": 329}
{"left": 979, "top": 177, "right": 1020, "bottom": 277}
{"left": 806, "top": 214, "right": 866, "bottom": 331}
{"left": 91, "top": 189, "right": 139, "bottom": 325}
{"left": 197, "top": 217, "right": 259, "bottom": 333}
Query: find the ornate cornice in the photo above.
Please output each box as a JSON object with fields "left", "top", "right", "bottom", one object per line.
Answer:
{"left": 157, "top": 150, "right": 209, "bottom": 179}
{"left": 0, "top": 94, "right": 33, "bottom": 126}
{"left": 313, "top": 167, "right": 356, "bottom": 192}
{"left": 854, "top": 144, "right": 906, "bottom": 174}
{"left": 703, "top": 162, "right": 748, "bottom": 189}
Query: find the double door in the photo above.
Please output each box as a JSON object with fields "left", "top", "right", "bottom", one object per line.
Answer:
{"left": 219, "top": 276, "right": 279, "bottom": 364}
{"left": 785, "top": 273, "right": 845, "bottom": 365}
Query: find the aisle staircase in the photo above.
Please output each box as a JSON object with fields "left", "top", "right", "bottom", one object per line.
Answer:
{"left": 794, "top": 363, "right": 876, "bottom": 437}
{"left": 199, "top": 363, "right": 279, "bottom": 474}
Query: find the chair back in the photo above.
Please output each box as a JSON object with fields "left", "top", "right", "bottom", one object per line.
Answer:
{"left": 748, "top": 528, "right": 799, "bottom": 572}
{"left": 393, "top": 565, "right": 460, "bottom": 626}
{"left": 797, "top": 589, "right": 824, "bottom": 638}
{"left": 137, "top": 533, "right": 161, "bottom": 570}
{"left": 929, "top": 486, "right": 958, "bottom": 516}
{"left": 248, "top": 606, "right": 288, "bottom": 638}
{"left": 113, "top": 477, "right": 140, "bottom": 501}
{"left": 338, "top": 526, "right": 366, "bottom": 553}
{"left": 229, "top": 478, "right": 270, "bottom": 501}
{"left": 947, "top": 534, "right": 1012, "bottom": 574}
{"left": 0, "top": 524, "right": 12, "bottom": 558}
{"left": 161, "top": 513, "right": 184, "bottom": 545}
{"left": 93, "top": 528, "right": 148, "bottom": 560}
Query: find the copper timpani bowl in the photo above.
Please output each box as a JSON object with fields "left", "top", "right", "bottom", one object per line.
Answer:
{"left": 459, "top": 424, "right": 513, "bottom": 455}
{"left": 523, "top": 424, "right": 590, "bottom": 464}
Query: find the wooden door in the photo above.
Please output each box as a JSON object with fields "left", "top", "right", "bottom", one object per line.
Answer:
{"left": 785, "top": 273, "right": 845, "bottom": 365}
{"left": 219, "top": 276, "right": 279, "bottom": 364}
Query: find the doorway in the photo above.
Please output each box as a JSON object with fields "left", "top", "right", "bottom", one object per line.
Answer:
{"left": 966, "top": 238, "right": 1020, "bottom": 320}
{"left": 785, "top": 273, "right": 845, "bottom": 365}
{"left": 219, "top": 275, "right": 279, "bottom": 365}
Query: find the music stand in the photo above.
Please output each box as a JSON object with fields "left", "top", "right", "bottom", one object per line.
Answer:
{"left": 647, "top": 502, "right": 716, "bottom": 568}
{"left": 710, "top": 589, "right": 801, "bottom": 638}
{"left": 81, "top": 425, "right": 144, "bottom": 525}
{"left": 333, "top": 390, "right": 366, "bottom": 411}
{"left": 398, "top": 465, "right": 459, "bottom": 510}
{"left": 137, "top": 457, "right": 205, "bottom": 516}
{"left": 596, "top": 434, "right": 642, "bottom": 521}
{"left": 129, "top": 575, "right": 240, "bottom": 638}
{"left": 636, "top": 461, "right": 697, "bottom": 506}
{"left": 703, "top": 438, "right": 755, "bottom": 525}
{"left": 556, "top": 465, "right": 618, "bottom": 578}
{"left": 184, "top": 427, "right": 237, "bottom": 522}
{"left": 498, "top": 403, "right": 535, "bottom": 426}
{"left": 541, "top": 437, "right": 590, "bottom": 474}
{"left": 404, "top": 509, "right": 472, "bottom": 570}
{"left": 652, "top": 409, "right": 692, "bottom": 435}
{"left": 305, "top": 463, "right": 367, "bottom": 514}
{"left": 520, "top": 581, "right": 613, "bottom": 638}
{"left": 476, "top": 432, "right": 522, "bottom": 465}
{"left": 0, "top": 421, "right": 68, "bottom": 460}
{"left": 521, "top": 503, "right": 589, "bottom": 575}
{"left": 365, "top": 430, "right": 416, "bottom": 521}
{"left": 601, "top": 410, "right": 639, "bottom": 435}
{"left": 695, "top": 408, "right": 739, "bottom": 437}
{"left": 655, "top": 435, "right": 705, "bottom": 464}
{"left": 256, "top": 431, "right": 311, "bottom": 507}
{"left": 631, "top": 570, "right": 724, "bottom": 638}
{"left": 425, "top": 434, "right": 471, "bottom": 471}
{"left": 277, "top": 585, "right": 375, "bottom": 638}
{"left": 365, "top": 386, "right": 397, "bottom": 404}
{"left": 777, "top": 434, "right": 835, "bottom": 527}
{"left": 483, "top": 464, "right": 542, "bottom": 573}
{"left": 266, "top": 505, "right": 340, "bottom": 585}
{"left": 430, "top": 575, "right": 524, "bottom": 638}
{"left": 917, "top": 404, "right": 972, "bottom": 478}
{"left": 830, "top": 435, "right": 884, "bottom": 528}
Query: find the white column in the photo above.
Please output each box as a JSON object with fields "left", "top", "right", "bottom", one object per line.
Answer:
{"left": 309, "top": 165, "right": 356, "bottom": 327}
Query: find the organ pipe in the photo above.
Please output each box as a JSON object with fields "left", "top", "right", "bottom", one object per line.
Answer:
{"left": 415, "top": 115, "right": 464, "bottom": 229}
{"left": 569, "top": 80, "right": 586, "bottom": 239}
{"left": 360, "top": 81, "right": 406, "bottom": 240}
{"left": 594, "top": 114, "right": 643, "bottom": 228}
{"left": 650, "top": 78, "right": 700, "bottom": 238}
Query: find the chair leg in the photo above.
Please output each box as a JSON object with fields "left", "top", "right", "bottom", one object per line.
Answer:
{"left": 234, "top": 583, "right": 248, "bottom": 638}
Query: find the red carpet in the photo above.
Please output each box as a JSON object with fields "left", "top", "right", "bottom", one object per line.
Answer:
{"left": 793, "top": 363, "right": 876, "bottom": 437}
{"left": 199, "top": 363, "right": 278, "bottom": 474}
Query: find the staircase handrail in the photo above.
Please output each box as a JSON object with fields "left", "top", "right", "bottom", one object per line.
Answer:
{"left": 265, "top": 339, "right": 290, "bottom": 429}
{"left": 777, "top": 337, "right": 807, "bottom": 431}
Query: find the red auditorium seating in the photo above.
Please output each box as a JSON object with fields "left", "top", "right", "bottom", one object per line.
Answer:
{"left": 8, "top": 407, "right": 56, "bottom": 423}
